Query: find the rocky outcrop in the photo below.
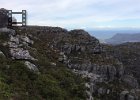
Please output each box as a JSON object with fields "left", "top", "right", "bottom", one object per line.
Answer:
{"left": 120, "top": 90, "right": 140, "bottom": 100}
{"left": 70, "top": 58, "right": 139, "bottom": 100}
{"left": 58, "top": 52, "right": 67, "bottom": 63}
{"left": 54, "top": 29, "right": 139, "bottom": 100}
{"left": 8, "top": 33, "right": 35, "bottom": 60}
{"left": 69, "top": 60, "right": 124, "bottom": 81}
{"left": 121, "top": 75, "right": 139, "bottom": 88}
{"left": 106, "top": 42, "right": 140, "bottom": 86}
{"left": 0, "top": 24, "right": 139, "bottom": 100}
{"left": 0, "top": 27, "right": 37, "bottom": 72}
{"left": 10, "top": 48, "right": 35, "bottom": 60}
{"left": 24, "top": 61, "right": 38, "bottom": 72}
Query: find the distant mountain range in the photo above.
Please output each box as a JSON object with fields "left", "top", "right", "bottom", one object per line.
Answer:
{"left": 105, "top": 33, "right": 140, "bottom": 44}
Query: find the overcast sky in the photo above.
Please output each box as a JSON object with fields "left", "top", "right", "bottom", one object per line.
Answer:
{"left": 0, "top": 0, "right": 140, "bottom": 30}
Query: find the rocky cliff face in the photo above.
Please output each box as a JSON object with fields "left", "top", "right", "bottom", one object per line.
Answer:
{"left": 0, "top": 26, "right": 140, "bottom": 100}
{"left": 0, "top": 28, "right": 38, "bottom": 72}
{"left": 104, "top": 42, "right": 140, "bottom": 86}
{"left": 0, "top": 10, "right": 140, "bottom": 100}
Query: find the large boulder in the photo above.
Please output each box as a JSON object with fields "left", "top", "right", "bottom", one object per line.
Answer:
{"left": 120, "top": 90, "right": 138, "bottom": 100}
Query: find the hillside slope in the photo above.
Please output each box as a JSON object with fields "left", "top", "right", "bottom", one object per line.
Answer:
{"left": 0, "top": 26, "right": 140, "bottom": 100}
{"left": 104, "top": 42, "right": 140, "bottom": 84}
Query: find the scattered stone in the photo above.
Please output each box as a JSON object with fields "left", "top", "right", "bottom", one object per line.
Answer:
{"left": 50, "top": 62, "right": 56, "bottom": 66}
{"left": 10, "top": 48, "right": 35, "bottom": 60}
{"left": 107, "top": 89, "right": 110, "bottom": 94}
{"left": 58, "top": 52, "right": 67, "bottom": 63}
{"left": 0, "top": 50, "right": 4, "bottom": 56}
{"left": 24, "top": 61, "right": 39, "bottom": 72}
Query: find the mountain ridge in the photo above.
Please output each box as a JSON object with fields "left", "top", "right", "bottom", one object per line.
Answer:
{"left": 105, "top": 33, "right": 140, "bottom": 44}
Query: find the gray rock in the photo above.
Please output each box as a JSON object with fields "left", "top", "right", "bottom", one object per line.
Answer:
{"left": 63, "top": 43, "right": 72, "bottom": 54}
{"left": 92, "top": 65, "right": 117, "bottom": 81}
{"left": 93, "top": 44, "right": 102, "bottom": 54}
{"left": 9, "top": 35, "right": 34, "bottom": 47}
{"left": 20, "top": 35, "right": 34, "bottom": 44}
{"left": 24, "top": 61, "right": 39, "bottom": 72}
{"left": 128, "top": 95, "right": 135, "bottom": 100}
{"left": 50, "top": 62, "right": 56, "bottom": 66}
{"left": 120, "top": 91, "right": 129, "bottom": 100}
{"left": 8, "top": 33, "right": 36, "bottom": 61}
{"left": 0, "top": 28, "right": 16, "bottom": 38}
{"left": 98, "top": 87, "right": 106, "bottom": 95}
{"left": 10, "top": 48, "right": 35, "bottom": 60}
{"left": 75, "top": 45, "right": 81, "bottom": 51}
{"left": 85, "top": 83, "right": 90, "bottom": 89}
{"left": 81, "top": 46, "right": 86, "bottom": 52}
{"left": 120, "top": 91, "right": 137, "bottom": 100}
{"left": 63, "top": 44, "right": 86, "bottom": 54}
{"left": 0, "top": 50, "right": 4, "bottom": 56}
{"left": 69, "top": 29, "right": 90, "bottom": 37}
{"left": 122, "top": 75, "right": 139, "bottom": 88}
{"left": 0, "top": 28, "right": 11, "bottom": 33}
{"left": 8, "top": 42, "right": 18, "bottom": 48}
{"left": 10, "top": 35, "right": 20, "bottom": 44}
{"left": 86, "top": 90, "right": 94, "bottom": 100}
{"left": 58, "top": 52, "right": 67, "bottom": 63}
{"left": 115, "top": 61, "right": 124, "bottom": 78}
{"left": 69, "top": 61, "right": 123, "bottom": 82}
{"left": 58, "top": 56, "right": 64, "bottom": 62}
{"left": 107, "top": 89, "right": 110, "bottom": 94}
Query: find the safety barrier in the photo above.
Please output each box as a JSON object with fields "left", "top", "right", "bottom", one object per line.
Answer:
{"left": 8, "top": 10, "right": 26, "bottom": 26}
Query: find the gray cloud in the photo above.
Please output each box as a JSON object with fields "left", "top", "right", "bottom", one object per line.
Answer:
{"left": 0, "top": 0, "right": 140, "bottom": 29}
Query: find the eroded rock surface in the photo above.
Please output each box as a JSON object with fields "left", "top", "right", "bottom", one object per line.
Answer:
{"left": 0, "top": 25, "right": 139, "bottom": 100}
{"left": 25, "top": 61, "right": 38, "bottom": 72}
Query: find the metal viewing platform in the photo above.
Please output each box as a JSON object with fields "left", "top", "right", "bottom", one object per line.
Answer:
{"left": 8, "top": 10, "right": 26, "bottom": 26}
